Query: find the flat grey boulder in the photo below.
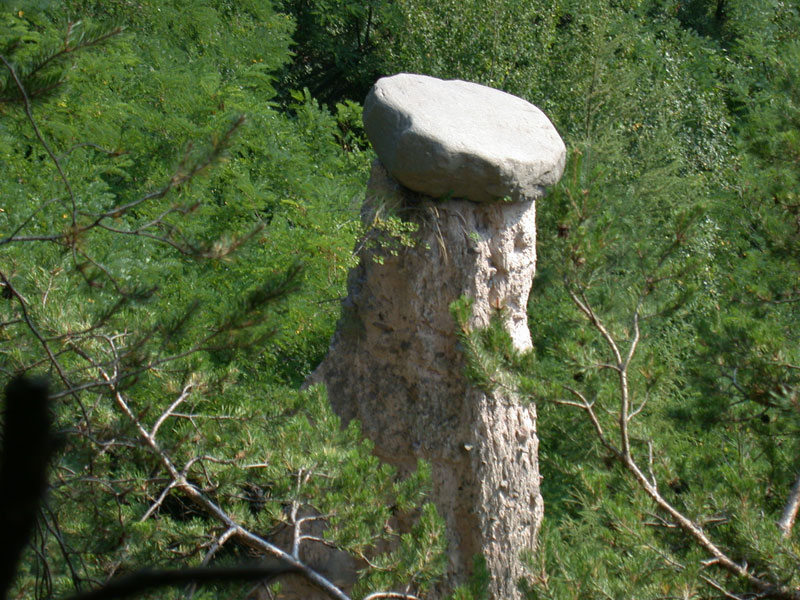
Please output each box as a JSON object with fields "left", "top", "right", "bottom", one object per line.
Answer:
{"left": 363, "top": 73, "right": 566, "bottom": 202}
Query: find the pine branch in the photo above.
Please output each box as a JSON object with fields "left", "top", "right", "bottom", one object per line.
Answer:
{"left": 0, "top": 23, "right": 124, "bottom": 103}
{"left": 100, "top": 370, "right": 351, "bottom": 600}
{"left": 26, "top": 23, "right": 124, "bottom": 83}
{"left": 0, "top": 54, "right": 78, "bottom": 227}
{"left": 563, "top": 290, "right": 800, "bottom": 600}
{"left": 62, "top": 565, "right": 296, "bottom": 600}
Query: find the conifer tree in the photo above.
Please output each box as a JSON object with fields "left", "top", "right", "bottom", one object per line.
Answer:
{"left": 0, "top": 2, "right": 444, "bottom": 599}
{"left": 361, "top": 0, "right": 800, "bottom": 597}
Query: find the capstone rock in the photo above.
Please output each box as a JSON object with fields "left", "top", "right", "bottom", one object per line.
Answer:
{"left": 363, "top": 73, "right": 566, "bottom": 203}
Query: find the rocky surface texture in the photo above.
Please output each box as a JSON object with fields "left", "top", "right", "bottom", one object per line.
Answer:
{"left": 363, "top": 73, "right": 565, "bottom": 202}
{"left": 308, "top": 75, "right": 565, "bottom": 599}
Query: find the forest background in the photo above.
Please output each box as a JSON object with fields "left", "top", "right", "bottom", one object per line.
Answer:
{"left": 1, "top": 0, "right": 798, "bottom": 598}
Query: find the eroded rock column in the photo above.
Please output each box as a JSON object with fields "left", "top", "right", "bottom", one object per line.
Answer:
{"left": 309, "top": 74, "right": 565, "bottom": 599}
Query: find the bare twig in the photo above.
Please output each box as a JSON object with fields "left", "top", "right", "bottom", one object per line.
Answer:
{"left": 777, "top": 471, "right": 800, "bottom": 538}
{"left": 560, "top": 386, "right": 620, "bottom": 457}
{"left": 562, "top": 288, "right": 800, "bottom": 599}
{"left": 41, "top": 504, "right": 84, "bottom": 594}
{"left": 290, "top": 469, "right": 316, "bottom": 558}
{"left": 63, "top": 565, "right": 296, "bottom": 600}
{"left": 362, "top": 593, "right": 422, "bottom": 600}
{"left": 646, "top": 440, "right": 657, "bottom": 489}
{"left": 139, "top": 481, "right": 177, "bottom": 523}
{"left": 151, "top": 383, "right": 195, "bottom": 439}
{"left": 0, "top": 197, "right": 64, "bottom": 247}
{"left": 99, "top": 370, "right": 351, "bottom": 600}
{"left": 185, "top": 527, "right": 239, "bottom": 599}
{"left": 202, "top": 527, "right": 237, "bottom": 566}
{"left": 298, "top": 536, "right": 341, "bottom": 550}
{"left": 699, "top": 574, "right": 749, "bottom": 600}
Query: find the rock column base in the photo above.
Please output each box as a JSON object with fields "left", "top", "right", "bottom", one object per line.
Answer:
{"left": 308, "top": 162, "right": 542, "bottom": 599}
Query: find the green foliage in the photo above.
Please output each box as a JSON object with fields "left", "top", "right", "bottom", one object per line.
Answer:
{"left": 354, "top": 501, "right": 448, "bottom": 599}
{"left": 333, "top": 98, "right": 369, "bottom": 152}
{"left": 390, "top": 0, "right": 800, "bottom": 597}
{"left": 387, "top": 0, "right": 562, "bottom": 98}
{"left": 0, "top": 2, "right": 443, "bottom": 598}
{"left": 359, "top": 214, "right": 421, "bottom": 265}
{"left": 448, "top": 555, "right": 490, "bottom": 600}
{"left": 450, "top": 297, "right": 533, "bottom": 397}
{"left": 276, "top": 0, "right": 399, "bottom": 104}
{"left": 4, "top": 0, "right": 799, "bottom": 597}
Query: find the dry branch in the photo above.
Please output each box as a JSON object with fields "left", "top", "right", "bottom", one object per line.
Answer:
{"left": 562, "top": 287, "right": 800, "bottom": 600}
{"left": 777, "top": 471, "right": 800, "bottom": 538}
